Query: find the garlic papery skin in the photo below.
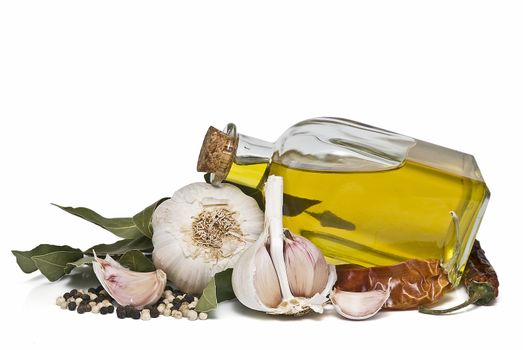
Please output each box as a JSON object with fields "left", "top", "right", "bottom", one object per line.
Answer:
{"left": 330, "top": 286, "right": 391, "bottom": 320}
{"left": 92, "top": 253, "right": 166, "bottom": 309}
{"left": 283, "top": 232, "right": 330, "bottom": 298}
{"left": 232, "top": 175, "right": 337, "bottom": 315}
{"left": 152, "top": 182, "right": 264, "bottom": 295}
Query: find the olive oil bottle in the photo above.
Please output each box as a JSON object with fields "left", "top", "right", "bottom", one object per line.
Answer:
{"left": 197, "top": 118, "right": 489, "bottom": 285}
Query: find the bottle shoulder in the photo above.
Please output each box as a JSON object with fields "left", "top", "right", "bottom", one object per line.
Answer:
{"left": 273, "top": 117, "right": 417, "bottom": 172}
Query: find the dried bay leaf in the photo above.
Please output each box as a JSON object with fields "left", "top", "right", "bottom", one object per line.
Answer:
{"left": 85, "top": 236, "right": 153, "bottom": 256}
{"left": 132, "top": 197, "right": 169, "bottom": 238}
{"left": 31, "top": 249, "right": 84, "bottom": 282}
{"left": 52, "top": 204, "right": 142, "bottom": 239}
{"left": 119, "top": 250, "right": 155, "bottom": 272}
{"left": 53, "top": 197, "right": 169, "bottom": 239}
{"left": 12, "top": 244, "right": 81, "bottom": 274}
{"left": 195, "top": 269, "right": 235, "bottom": 313}
{"left": 64, "top": 256, "right": 95, "bottom": 274}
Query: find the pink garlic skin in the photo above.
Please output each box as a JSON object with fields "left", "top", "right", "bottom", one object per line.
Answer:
{"left": 93, "top": 254, "right": 166, "bottom": 309}
{"left": 283, "top": 232, "right": 330, "bottom": 298}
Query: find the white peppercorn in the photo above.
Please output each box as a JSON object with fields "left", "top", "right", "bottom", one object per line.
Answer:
{"left": 187, "top": 310, "right": 198, "bottom": 321}
{"left": 140, "top": 309, "right": 151, "bottom": 321}
{"left": 157, "top": 304, "right": 166, "bottom": 313}
{"left": 171, "top": 310, "right": 183, "bottom": 319}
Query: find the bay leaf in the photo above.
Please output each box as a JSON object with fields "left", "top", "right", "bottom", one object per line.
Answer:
{"left": 132, "top": 197, "right": 169, "bottom": 239}
{"left": 52, "top": 204, "right": 142, "bottom": 239}
{"left": 85, "top": 236, "right": 153, "bottom": 256}
{"left": 12, "top": 244, "right": 81, "bottom": 274}
{"left": 119, "top": 250, "right": 155, "bottom": 272}
{"left": 64, "top": 256, "right": 95, "bottom": 274}
{"left": 195, "top": 268, "right": 235, "bottom": 312}
{"left": 31, "top": 249, "right": 84, "bottom": 282}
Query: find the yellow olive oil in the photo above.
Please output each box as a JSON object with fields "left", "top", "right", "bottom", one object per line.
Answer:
{"left": 226, "top": 159, "right": 489, "bottom": 284}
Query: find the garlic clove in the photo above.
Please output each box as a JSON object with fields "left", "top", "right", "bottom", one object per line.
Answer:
{"left": 330, "top": 286, "right": 391, "bottom": 320}
{"left": 232, "top": 237, "right": 270, "bottom": 312}
{"left": 254, "top": 244, "right": 282, "bottom": 308}
{"left": 283, "top": 232, "right": 330, "bottom": 298}
{"left": 93, "top": 252, "right": 166, "bottom": 309}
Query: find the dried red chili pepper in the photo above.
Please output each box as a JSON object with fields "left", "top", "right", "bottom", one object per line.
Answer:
{"left": 335, "top": 259, "right": 450, "bottom": 310}
{"left": 419, "top": 240, "right": 499, "bottom": 314}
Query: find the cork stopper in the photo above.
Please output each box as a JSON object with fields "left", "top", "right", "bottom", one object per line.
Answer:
{"left": 197, "top": 125, "right": 238, "bottom": 183}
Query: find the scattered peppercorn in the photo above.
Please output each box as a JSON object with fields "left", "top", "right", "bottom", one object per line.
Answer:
{"left": 150, "top": 308, "right": 160, "bottom": 318}
{"left": 57, "top": 285, "right": 206, "bottom": 320}
{"left": 172, "top": 299, "right": 182, "bottom": 310}
{"left": 130, "top": 309, "right": 141, "bottom": 320}
{"left": 116, "top": 306, "right": 126, "bottom": 319}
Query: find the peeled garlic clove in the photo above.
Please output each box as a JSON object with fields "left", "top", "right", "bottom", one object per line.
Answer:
{"left": 330, "top": 286, "right": 391, "bottom": 320}
{"left": 283, "top": 232, "right": 330, "bottom": 298}
{"left": 93, "top": 252, "right": 166, "bottom": 309}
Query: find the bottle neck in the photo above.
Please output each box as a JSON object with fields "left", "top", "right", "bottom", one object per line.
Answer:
{"left": 225, "top": 134, "right": 273, "bottom": 189}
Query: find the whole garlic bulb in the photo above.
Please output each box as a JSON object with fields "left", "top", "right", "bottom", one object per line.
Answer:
{"left": 152, "top": 182, "right": 264, "bottom": 295}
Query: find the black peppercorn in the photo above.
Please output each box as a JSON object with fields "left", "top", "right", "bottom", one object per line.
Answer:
{"left": 124, "top": 305, "right": 132, "bottom": 317}
{"left": 81, "top": 294, "right": 90, "bottom": 301}
{"left": 63, "top": 292, "right": 71, "bottom": 300}
{"left": 67, "top": 302, "right": 76, "bottom": 311}
{"left": 85, "top": 305, "right": 92, "bottom": 312}
{"left": 172, "top": 300, "right": 182, "bottom": 310}
{"left": 150, "top": 308, "right": 160, "bottom": 318}
{"left": 77, "top": 305, "right": 86, "bottom": 314}
{"left": 100, "top": 307, "right": 108, "bottom": 315}
{"left": 116, "top": 306, "right": 126, "bottom": 319}
{"left": 130, "top": 309, "right": 140, "bottom": 320}
{"left": 70, "top": 289, "right": 78, "bottom": 295}
{"left": 107, "top": 305, "right": 114, "bottom": 314}
{"left": 88, "top": 287, "right": 97, "bottom": 294}
{"left": 184, "top": 295, "right": 195, "bottom": 303}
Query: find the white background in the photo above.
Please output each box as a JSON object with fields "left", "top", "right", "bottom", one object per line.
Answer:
{"left": 1, "top": 1, "right": 522, "bottom": 349}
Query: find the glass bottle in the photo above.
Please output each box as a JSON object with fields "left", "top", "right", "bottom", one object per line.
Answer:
{"left": 197, "top": 117, "right": 490, "bottom": 285}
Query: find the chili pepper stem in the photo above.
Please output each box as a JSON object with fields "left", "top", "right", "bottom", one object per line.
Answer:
{"left": 418, "top": 291, "right": 482, "bottom": 315}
